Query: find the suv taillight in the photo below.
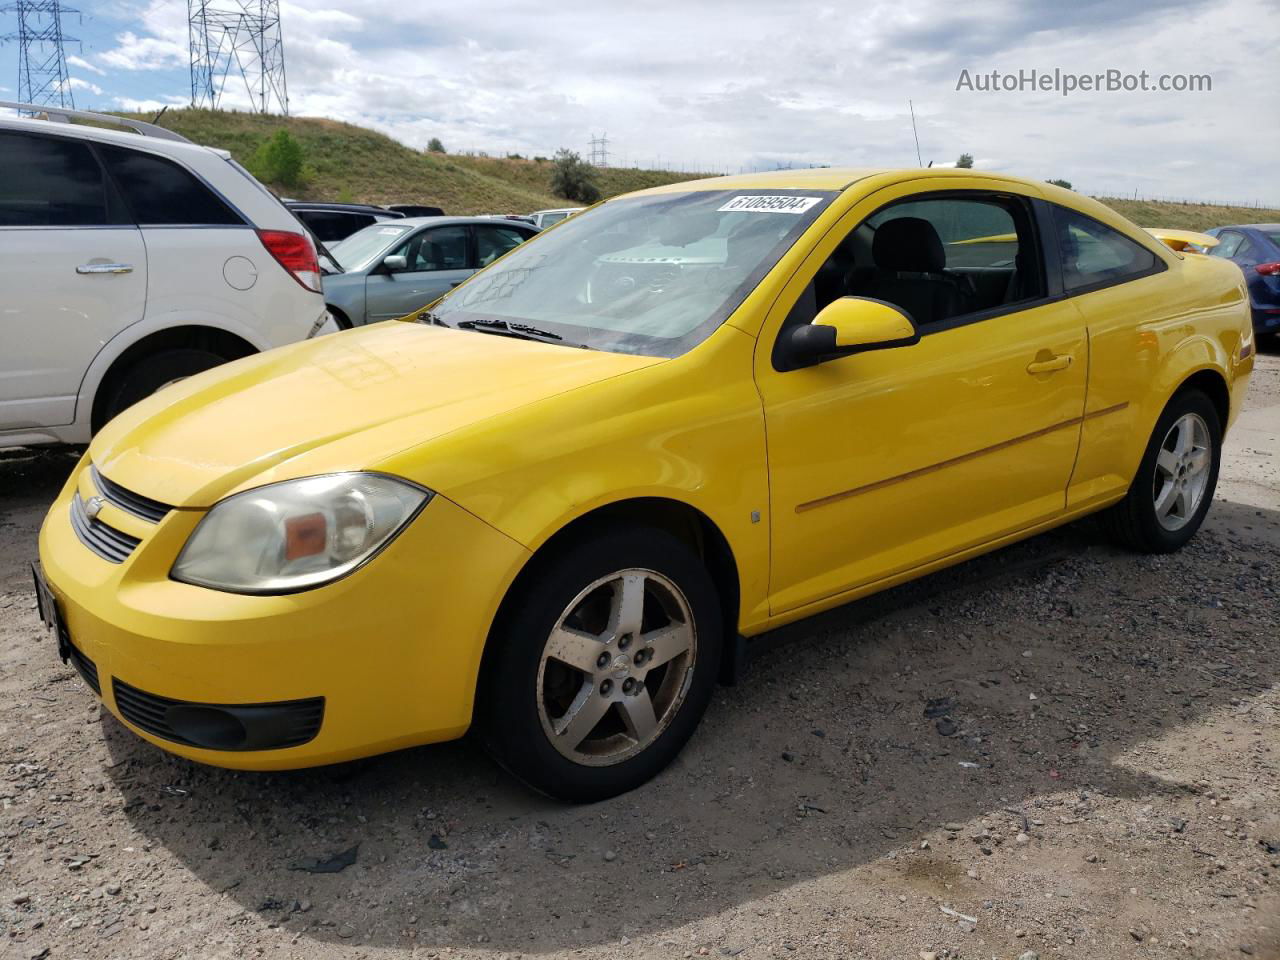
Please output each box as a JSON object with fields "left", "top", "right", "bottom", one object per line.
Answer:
{"left": 1255, "top": 261, "right": 1280, "bottom": 276}
{"left": 257, "top": 230, "right": 321, "bottom": 292}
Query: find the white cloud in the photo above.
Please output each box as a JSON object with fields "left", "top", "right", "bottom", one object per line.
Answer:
{"left": 66, "top": 55, "right": 106, "bottom": 76}
{"left": 98, "top": 30, "right": 185, "bottom": 71}
{"left": 68, "top": 77, "right": 105, "bottom": 96}
{"left": 85, "top": 0, "right": 1279, "bottom": 203}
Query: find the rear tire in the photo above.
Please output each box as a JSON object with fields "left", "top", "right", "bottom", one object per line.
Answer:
{"left": 478, "top": 528, "right": 722, "bottom": 803}
{"left": 1102, "top": 389, "right": 1221, "bottom": 553}
{"left": 98, "top": 348, "right": 229, "bottom": 427}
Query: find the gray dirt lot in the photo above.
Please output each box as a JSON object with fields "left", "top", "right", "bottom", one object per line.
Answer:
{"left": 1, "top": 350, "right": 1277, "bottom": 960}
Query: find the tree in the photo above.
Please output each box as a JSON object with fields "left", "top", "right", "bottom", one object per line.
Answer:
{"left": 427, "top": 137, "right": 446, "bottom": 153}
{"left": 251, "top": 129, "right": 307, "bottom": 188}
{"left": 955, "top": 153, "right": 974, "bottom": 169}
{"left": 550, "top": 148, "right": 601, "bottom": 204}
{"left": 1046, "top": 178, "right": 1073, "bottom": 190}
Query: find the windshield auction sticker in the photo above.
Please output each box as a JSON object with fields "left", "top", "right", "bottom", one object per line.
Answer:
{"left": 717, "top": 195, "right": 823, "bottom": 214}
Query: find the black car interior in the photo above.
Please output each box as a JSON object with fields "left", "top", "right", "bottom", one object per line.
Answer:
{"left": 781, "top": 194, "right": 1045, "bottom": 342}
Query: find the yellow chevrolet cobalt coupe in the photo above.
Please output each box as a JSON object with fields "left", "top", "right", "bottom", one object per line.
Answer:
{"left": 37, "top": 169, "right": 1254, "bottom": 801}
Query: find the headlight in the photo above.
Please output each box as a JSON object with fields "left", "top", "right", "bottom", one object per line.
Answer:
{"left": 172, "top": 473, "right": 431, "bottom": 594}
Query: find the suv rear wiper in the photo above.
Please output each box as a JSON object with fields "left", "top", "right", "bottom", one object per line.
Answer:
{"left": 456, "top": 318, "right": 587, "bottom": 348}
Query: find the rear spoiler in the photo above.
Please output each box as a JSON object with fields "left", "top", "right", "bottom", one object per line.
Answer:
{"left": 1145, "top": 228, "right": 1220, "bottom": 253}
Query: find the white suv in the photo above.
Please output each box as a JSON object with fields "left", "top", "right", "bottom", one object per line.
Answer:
{"left": 0, "top": 103, "right": 334, "bottom": 446}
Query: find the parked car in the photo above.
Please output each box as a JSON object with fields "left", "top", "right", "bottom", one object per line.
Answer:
{"left": 476, "top": 213, "right": 537, "bottom": 225}
{"left": 386, "top": 203, "right": 445, "bottom": 218}
{"left": 528, "top": 206, "right": 584, "bottom": 229}
{"left": 0, "top": 101, "right": 333, "bottom": 447}
{"left": 321, "top": 216, "right": 537, "bottom": 327}
{"left": 285, "top": 201, "right": 403, "bottom": 243}
{"left": 36, "top": 169, "right": 1253, "bottom": 802}
{"left": 1202, "top": 224, "right": 1280, "bottom": 340}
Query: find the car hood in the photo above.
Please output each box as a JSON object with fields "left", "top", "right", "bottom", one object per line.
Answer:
{"left": 90, "top": 322, "right": 662, "bottom": 508}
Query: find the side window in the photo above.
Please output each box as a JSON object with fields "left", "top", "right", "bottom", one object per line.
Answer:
{"left": 0, "top": 131, "right": 120, "bottom": 227}
{"left": 404, "top": 225, "right": 471, "bottom": 271}
{"left": 97, "top": 145, "right": 242, "bottom": 226}
{"left": 798, "top": 193, "right": 1043, "bottom": 331}
{"left": 1052, "top": 206, "right": 1159, "bottom": 292}
{"left": 475, "top": 225, "right": 529, "bottom": 266}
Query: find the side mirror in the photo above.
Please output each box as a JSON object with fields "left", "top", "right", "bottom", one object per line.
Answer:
{"left": 775, "top": 297, "right": 919, "bottom": 370}
{"left": 382, "top": 254, "right": 408, "bottom": 273}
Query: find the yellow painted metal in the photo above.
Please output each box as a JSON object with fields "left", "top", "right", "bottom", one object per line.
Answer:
{"left": 36, "top": 167, "right": 1253, "bottom": 770}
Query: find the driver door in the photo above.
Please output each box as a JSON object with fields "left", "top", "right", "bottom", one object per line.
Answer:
{"left": 366, "top": 224, "right": 474, "bottom": 321}
{"left": 755, "top": 180, "right": 1088, "bottom": 617}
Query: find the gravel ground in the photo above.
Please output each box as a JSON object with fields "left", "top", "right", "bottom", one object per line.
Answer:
{"left": 2, "top": 350, "right": 1277, "bottom": 960}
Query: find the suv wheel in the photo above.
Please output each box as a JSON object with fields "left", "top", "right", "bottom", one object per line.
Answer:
{"left": 99, "top": 348, "right": 230, "bottom": 427}
{"left": 480, "top": 528, "right": 723, "bottom": 802}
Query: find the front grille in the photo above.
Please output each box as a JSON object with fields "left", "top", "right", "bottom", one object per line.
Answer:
{"left": 112, "top": 679, "right": 325, "bottom": 751}
{"left": 91, "top": 466, "right": 172, "bottom": 524}
{"left": 66, "top": 640, "right": 100, "bottom": 694}
{"left": 69, "top": 493, "right": 140, "bottom": 563}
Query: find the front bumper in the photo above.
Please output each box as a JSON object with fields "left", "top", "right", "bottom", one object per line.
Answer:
{"left": 37, "top": 463, "right": 530, "bottom": 770}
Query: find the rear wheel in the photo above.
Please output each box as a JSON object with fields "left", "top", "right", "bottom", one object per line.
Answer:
{"left": 1103, "top": 389, "right": 1221, "bottom": 552}
{"left": 479, "top": 528, "right": 722, "bottom": 802}
{"left": 98, "top": 347, "right": 229, "bottom": 427}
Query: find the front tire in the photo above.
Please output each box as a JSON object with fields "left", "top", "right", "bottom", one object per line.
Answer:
{"left": 479, "top": 528, "right": 723, "bottom": 802}
{"left": 1103, "top": 388, "right": 1221, "bottom": 553}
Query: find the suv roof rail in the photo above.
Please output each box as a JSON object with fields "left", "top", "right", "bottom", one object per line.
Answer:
{"left": 0, "top": 100, "right": 193, "bottom": 144}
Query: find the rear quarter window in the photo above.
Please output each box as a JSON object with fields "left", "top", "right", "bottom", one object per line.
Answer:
{"left": 98, "top": 145, "right": 243, "bottom": 226}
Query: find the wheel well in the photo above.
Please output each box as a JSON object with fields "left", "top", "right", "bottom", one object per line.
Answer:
{"left": 91, "top": 326, "right": 256, "bottom": 432}
{"left": 483, "top": 497, "right": 742, "bottom": 684}
{"left": 1176, "top": 368, "right": 1230, "bottom": 429}
{"left": 326, "top": 305, "right": 353, "bottom": 329}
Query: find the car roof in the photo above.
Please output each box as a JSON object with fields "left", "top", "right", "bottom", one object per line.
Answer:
{"left": 629, "top": 166, "right": 1052, "bottom": 196}
{"left": 1220, "top": 223, "right": 1280, "bottom": 232}
{"left": 288, "top": 201, "right": 397, "bottom": 214}
{"left": 532, "top": 207, "right": 582, "bottom": 214}
{"left": 0, "top": 111, "right": 228, "bottom": 159}
{"left": 392, "top": 215, "right": 537, "bottom": 228}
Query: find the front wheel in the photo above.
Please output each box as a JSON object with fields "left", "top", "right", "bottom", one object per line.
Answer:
{"left": 1103, "top": 388, "right": 1222, "bottom": 552}
{"left": 479, "top": 528, "right": 722, "bottom": 802}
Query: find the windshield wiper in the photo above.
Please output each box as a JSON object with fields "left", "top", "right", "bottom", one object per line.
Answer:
{"left": 456, "top": 318, "right": 588, "bottom": 348}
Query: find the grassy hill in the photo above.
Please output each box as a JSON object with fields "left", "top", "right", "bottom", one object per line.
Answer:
{"left": 121, "top": 109, "right": 707, "bottom": 213}
{"left": 124, "top": 109, "right": 1280, "bottom": 229}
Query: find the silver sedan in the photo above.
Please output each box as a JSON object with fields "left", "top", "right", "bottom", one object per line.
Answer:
{"left": 320, "top": 216, "right": 538, "bottom": 328}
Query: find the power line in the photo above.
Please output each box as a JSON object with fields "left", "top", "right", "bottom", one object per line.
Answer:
{"left": 188, "top": 0, "right": 288, "bottom": 114}
{"left": 1, "top": 0, "right": 79, "bottom": 109}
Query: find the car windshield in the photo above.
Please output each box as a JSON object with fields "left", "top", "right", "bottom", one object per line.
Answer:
{"left": 1265, "top": 231, "right": 1280, "bottom": 248}
{"left": 421, "top": 189, "right": 835, "bottom": 356}
{"left": 329, "top": 223, "right": 414, "bottom": 271}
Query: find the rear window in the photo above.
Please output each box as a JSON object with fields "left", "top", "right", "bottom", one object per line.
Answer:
{"left": 98, "top": 145, "right": 242, "bottom": 226}
{"left": 0, "top": 131, "right": 123, "bottom": 227}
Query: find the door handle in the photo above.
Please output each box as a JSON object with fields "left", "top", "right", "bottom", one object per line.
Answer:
{"left": 1026, "top": 354, "right": 1072, "bottom": 375}
{"left": 76, "top": 263, "right": 133, "bottom": 275}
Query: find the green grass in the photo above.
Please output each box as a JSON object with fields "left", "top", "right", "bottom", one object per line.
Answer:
{"left": 118, "top": 109, "right": 711, "bottom": 213}
{"left": 1091, "top": 197, "right": 1279, "bottom": 233}
{"left": 121, "top": 109, "right": 1280, "bottom": 229}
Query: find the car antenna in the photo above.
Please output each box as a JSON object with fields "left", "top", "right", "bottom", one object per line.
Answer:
{"left": 909, "top": 99, "right": 923, "bottom": 167}
{"left": 150, "top": 105, "right": 168, "bottom": 126}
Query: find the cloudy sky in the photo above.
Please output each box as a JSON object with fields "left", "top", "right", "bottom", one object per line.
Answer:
{"left": 3, "top": 0, "right": 1277, "bottom": 204}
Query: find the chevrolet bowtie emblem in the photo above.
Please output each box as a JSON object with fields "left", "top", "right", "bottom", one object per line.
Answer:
{"left": 84, "top": 496, "right": 105, "bottom": 520}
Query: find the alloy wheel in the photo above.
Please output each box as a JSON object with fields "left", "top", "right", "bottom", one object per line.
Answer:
{"left": 535, "top": 568, "right": 697, "bottom": 767}
{"left": 1152, "top": 411, "right": 1212, "bottom": 532}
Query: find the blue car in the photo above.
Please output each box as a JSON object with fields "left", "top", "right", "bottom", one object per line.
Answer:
{"left": 1203, "top": 224, "right": 1280, "bottom": 339}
